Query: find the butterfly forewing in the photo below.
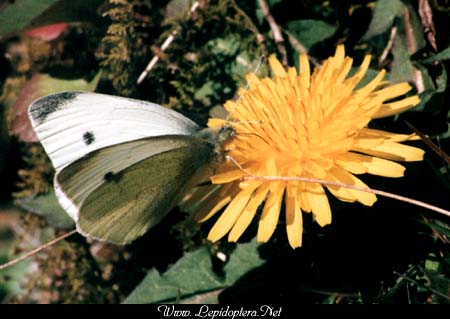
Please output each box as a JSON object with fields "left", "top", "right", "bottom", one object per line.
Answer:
{"left": 28, "top": 92, "right": 201, "bottom": 173}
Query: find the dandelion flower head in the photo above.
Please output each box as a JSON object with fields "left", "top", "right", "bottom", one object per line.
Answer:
{"left": 184, "top": 45, "right": 424, "bottom": 248}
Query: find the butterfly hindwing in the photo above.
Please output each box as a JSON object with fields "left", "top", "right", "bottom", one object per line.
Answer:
{"left": 57, "top": 136, "right": 215, "bottom": 244}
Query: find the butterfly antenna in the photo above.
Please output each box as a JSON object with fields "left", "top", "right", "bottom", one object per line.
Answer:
{"left": 226, "top": 155, "right": 254, "bottom": 176}
{"left": 0, "top": 229, "right": 77, "bottom": 271}
{"left": 226, "top": 55, "right": 265, "bottom": 121}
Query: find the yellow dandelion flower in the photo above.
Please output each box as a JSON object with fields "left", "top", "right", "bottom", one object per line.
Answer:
{"left": 187, "top": 45, "right": 424, "bottom": 249}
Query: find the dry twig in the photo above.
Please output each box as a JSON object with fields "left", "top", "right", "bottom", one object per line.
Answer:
{"left": 0, "top": 230, "right": 77, "bottom": 271}
{"left": 137, "top": 1, "right": 200, "bottom": 85}
{"left": 418, "top": 0, "right": 437, "bottom": 51}
{"left": 258, "top": 0, "right": 288, "bottom": 68}
{"left": 402, "top": 7, "right": 425, "bottom": 93}
{"left": 379, "top": 26, "right": 398, "bottom": 64}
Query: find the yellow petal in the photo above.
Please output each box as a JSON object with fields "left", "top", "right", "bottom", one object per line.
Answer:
{"left": 326, "top": 183, "right": 357, "bottom": 203}
{"left": 333, "top": 45, "right": 345, "bottom": 64}
{"left": 364, "top": 157, "right": 405, "bottom": 177}
{"left": 285, "top": 185, "right": 303, "bottom": 248}
{"left": 335, "top": 152, "right": 405, "bottom": 177}
{"left": 211, "top": 169, "right": 245, "bottom": 184}
{"left": 346, "top": 55, "right": 371, "bottom": 85}
{"left": 360, "top": 128, "right": 419, "bottom": 142}
{"left": 269, "top": 55, "right": 286, "bottom": 77}
{"left": 354, "top": 69, "right": 386, "bottom": 99}
{"left": 355, "top": 142, "right": 425, "bottom": 162}
{"left": 335, "top": 57, "right": 353, "bottom": 84}
{"left": 299, "top": 183, "right": 312, "bottom": 213}
{"left": 208, "top": 183, "right": 260, "bottom": 242}
{"left": 228, "top": 183, "right": 270, "bottom": 242}
{"left": 194, "top": 183, "right": 238, "bottom": 222}
{"left": 353, "top": 136, "right": 385, "bottom": 149}
{"left": 299, "top": 54, "right": 310, "bottom": 89}
{"left": 305, "top": 183, "right": 331, "bottom": 226}
{"left": 373, "top": 82, "right": 412, "bottom": 100}
{"left": 245, "top": 72, "right": 262, "bottom": 89}
{"left": 208, "top": 118, "right": 229, "bottom": 128}
{"left": 287, "top": 67, "right": 298, "bottom": 86}
{"left": 328, "top": 167, "right": 377, "bottom": 206}
{"left": 374, "top": 96, "right": 421, "bottom": 118}
{"left": 335, "top": 154, "right": 368, "bottom": 174}
{"left": 257, "top": 182, "right": 285, "bottom": 242}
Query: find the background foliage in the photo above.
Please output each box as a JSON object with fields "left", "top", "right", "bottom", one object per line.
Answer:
{"left": 0, "top": 0, "right": 449, "bottom": 304}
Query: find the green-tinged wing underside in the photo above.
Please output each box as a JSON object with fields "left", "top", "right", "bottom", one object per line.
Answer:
{"left": 57, "top": 136, "right": 215, "bottom": 244}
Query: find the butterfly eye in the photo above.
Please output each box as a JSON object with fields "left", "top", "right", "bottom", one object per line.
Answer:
{"left": 218, "top": 125, "right": 235, "bottom": 143}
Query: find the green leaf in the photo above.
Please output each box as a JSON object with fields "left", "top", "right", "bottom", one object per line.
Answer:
{"left": 208, "top": 36, "right": 241, "bottom": 56}
{"left": 420, "top": 219, "right": 450, "bottom": 238}
{"left": 389, "top": 34, "right": 415, "bottom": 84}
{"left": 363, "top": 0, "right": 404, "bottom": 39}
{"left": 349, "top": 68, "right": 381, "bottom": 89}
{"left": 0, "top": 0, "right": 59, "bottom": 36}
{"left": 124, "top": 240, "right": 264, "bottom": 304}
{"left": 422, "top": 47, "right": 450, "bottom": 64}
{"left": 416, "top": 64, "right": 447, "bottom": 112}
{"left": 286, "top": 20, "right": 337, "bottom": 50}
{"left": 222, "top": 241, "right": 264, "bottom": 286}
{"left": 425, "top": 258, "right": 441, "bottom": 273}
{"left": 15, "top": 192, "right": 75, "bottom": 229}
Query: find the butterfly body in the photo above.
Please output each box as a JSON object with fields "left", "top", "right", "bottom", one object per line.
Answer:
{"left": 29, "top": 91, "right": 232, "bottom": 244}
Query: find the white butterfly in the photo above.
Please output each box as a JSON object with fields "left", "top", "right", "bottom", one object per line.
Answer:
{"left": 28, "top": 91, "right": 233, "bottom": 244}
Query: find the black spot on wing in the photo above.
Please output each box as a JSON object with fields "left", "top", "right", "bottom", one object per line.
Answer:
{"left": 29, "top": 92, "right": 80, "bottom": 124}
{"left": 83, "top": 131, "right": 95, "bottom": 145}
{"left": 104, "top": 171, "right": 123, "bottom": 183}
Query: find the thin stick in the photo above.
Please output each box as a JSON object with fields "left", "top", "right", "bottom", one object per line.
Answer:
{"left": 226, "top": 155, "right": 450, "bottom": 217}
{"left": 418, "top": 0, "right": 437, "bottom": 51}
{"left": 226, "top": 156, "right": 450, "bottom": 217}
{"left": 136, "top": 1, "right": 200, "bottom": 85}
{"left": 0, "top": 229, "right": 77, "bottom": 271}
{"left": 242, "top": 175, "right": 450, "bottom": 218}
{"left": 405, "top": 120, "right": 450, "bottom": 165}
{"left": 379, "top": 26, "right": 397, "bottom": 64}
{"left": 402, "top": 7, "right": 425, "bottom": 93}
{"left": 258, "top": 0, "right": 288, "bottom": 67}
